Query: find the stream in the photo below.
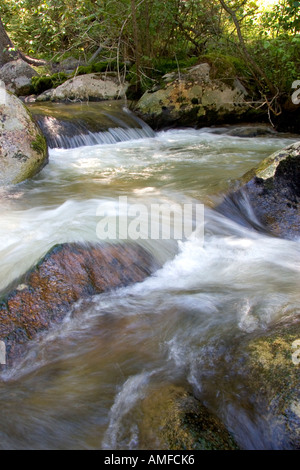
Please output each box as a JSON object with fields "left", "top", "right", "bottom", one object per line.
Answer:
{"left": 0, "top": 101, "right": 299, "bottom": 450}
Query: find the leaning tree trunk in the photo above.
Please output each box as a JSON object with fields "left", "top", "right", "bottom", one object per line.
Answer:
{"left": 0, "top": 16, "right": 48, "bottom": 68}
{"left": 0, "top": 17, "right": 19, "bottom": 67}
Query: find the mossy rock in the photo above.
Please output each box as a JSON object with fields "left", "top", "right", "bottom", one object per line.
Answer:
{"left": 236, "top": 319, "right": 300, "bottom": 449}
{"left": 199, "top": 53, "right": 245, "bottom": 82}
{"left": 135, "top": 62, "right": 257, "bottom": 129}
{"left": 139, "top": 384, "right": 239, "bottom": 450}
{"left": 0, "top": 90, "right": 48, "bottom": 185}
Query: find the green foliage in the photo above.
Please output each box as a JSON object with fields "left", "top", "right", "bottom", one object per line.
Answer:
{"left": 1, "top": 0, "right": 110, "bottom": 58}
{"left": 260, "top": 0, "right": 300, "bottom": 36}
{"left": 0, "top": 0, "right": 222, "bottom": 64}
{"left": 249, "top": 36, "right": 300, "bottom": 92}
{"left": 1, "top": 0, "right": 300, "bottom": 101}
{"left": 210, "top": 0, "right": 300, "bottom": 97}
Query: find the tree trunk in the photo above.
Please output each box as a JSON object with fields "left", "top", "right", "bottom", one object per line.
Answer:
{"left": 0, "top": 16, "right": 48, "bottom": 68}
{"left": 0, "top": 17, "right": 19, "bottom": 67}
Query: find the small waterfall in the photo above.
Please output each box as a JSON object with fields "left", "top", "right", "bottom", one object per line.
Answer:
{"left": 30, "top": 102, "right": 155, "bottom": 149}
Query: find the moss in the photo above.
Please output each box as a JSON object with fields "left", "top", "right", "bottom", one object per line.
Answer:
{"left": 139, "top": 384, "right": 239, "bottom": 450}
{"left": 239, "top": 320, "right": 300, "bottom": 449}
{"left": 199, "top": 52, "right": 245, "bottom": 82}
{"left": 76, "top": 65, "right": 93, "bottom": 75}
{"left": 31, "top": 76, "right": 54, "bottom": 94}
{"left": 246, "top": 323, "right": 300, "bottom": 400}
{"left": 75, "top": 61, "right": 125, "bottom": 76}
{"left": 50, "top": 72, "right": 69, "bottom": 86}
{"left": 31, "top": 73, "right": 68, "bottom": 95}
{"left": 31, "top": 133, "right": 47, "bottom": 156}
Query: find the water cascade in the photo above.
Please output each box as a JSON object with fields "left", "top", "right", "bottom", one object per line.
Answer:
{"left": 30, "top": 101, "right": 155, "bottom": 149}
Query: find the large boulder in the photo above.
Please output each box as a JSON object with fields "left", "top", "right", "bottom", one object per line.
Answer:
{"left": 36, "top": 73, "right": 128, "bottom": 102}
{"left": 0, "top": 59, "right": 38, "bottom": 96}
{"left": 135, "top": 63, "right": 255, "bottom": 129}
{"left": 217, "top": 141, "right": 300, "bottom": 240}
{"left": 0, "top": 89, "right": 48, "bottom": 185}
{"left": 0, "top": 242, "right": 158, "bottom": 365}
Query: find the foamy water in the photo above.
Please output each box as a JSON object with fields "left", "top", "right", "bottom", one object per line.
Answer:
{"left": 0, "top": 117, "right": 299, "bottom": 449}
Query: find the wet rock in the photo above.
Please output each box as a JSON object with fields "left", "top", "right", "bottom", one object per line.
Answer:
{"left": 0, "top": 89, "right": 48, "bottom": 185}
{"left": 226, "top": 124, "right": 277, "bottom": 138}
{"left": 139, "top": 384, "right": 239, "bottom": 450}
{"left": 0, "top": 59, "right": 38, "bottom": 96}
{"left": 0, "top": 242, "right": 158, "bottom": 365}
{"left": 218, "top": 141, "right": 300, "bottom": 239}
{"left": 231, "top": 318, "right": 300, "bottom": 449}
{"left": 23, "top": 94, "right": 38, "bottom": 104}
{"left": 36, "top": 73, "right": 128, "bottom": 102}
{"left": 135, "top": 63, "right": 257, "bottom": 129}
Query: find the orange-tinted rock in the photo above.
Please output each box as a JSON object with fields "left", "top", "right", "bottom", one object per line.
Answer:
{"left": 0, "top": 242, "right": 157, "bottom": 364}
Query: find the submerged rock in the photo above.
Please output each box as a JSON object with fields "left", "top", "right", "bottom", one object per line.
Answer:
{"left": 135, "top": 63, "right": 257, "bottom": 129}
{"left": 139, "top": 384, "right": 239, "bottom": 450}
{"left": 0, "top": 242, "right": 157, "bottom": 365}
{"left": 231, "top": 318, "right": 300, "bottom": 449}
{"left": 218, "top": 140, "right": 300, "bottom": 239}
{"left": 36, "top": 73, "right": 128, "bottom": 102}
{"left": 226, "top": 124, "right": 277, "bottom": 138}
{"left": 0, "top": 90, "right": 48, "bottom": 185}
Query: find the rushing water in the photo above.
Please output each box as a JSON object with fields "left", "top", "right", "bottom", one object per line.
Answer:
{"left": 0, "top": 102, "right": 299, "bottom": 450}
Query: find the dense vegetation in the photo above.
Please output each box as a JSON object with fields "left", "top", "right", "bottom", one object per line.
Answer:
{"left": 0, "top": 0, "right": 300, "bottom": 106}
